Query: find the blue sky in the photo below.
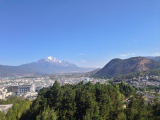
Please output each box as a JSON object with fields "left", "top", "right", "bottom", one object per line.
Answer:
{"left": 0, "top": 0, "right": 160, "bottom": 68}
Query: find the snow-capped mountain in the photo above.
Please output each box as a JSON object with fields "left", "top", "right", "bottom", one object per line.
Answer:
{"left": 0, "top": 56, "right": 96, "bottom": 76}
{"left": 38, "top": 56, "right": 77, "bottom": 67}
{"left": 45, "top": 56, "right": 62, "bottom": 63}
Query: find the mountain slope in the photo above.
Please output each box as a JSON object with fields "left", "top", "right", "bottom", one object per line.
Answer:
{"left": 84, "top": 68, "right": 101, "bottom": 77}
{"left": 93, "top": 57, "right": 158, "bottom": 78}
{"left": 0, "top": 65, "right": 38, "bottom": 77}
{"left": 18, "top": 56, "right": 94, "bottom": 74}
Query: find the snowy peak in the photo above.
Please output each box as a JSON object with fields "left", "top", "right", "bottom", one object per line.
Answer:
{"left": 37, "top": 56, "right": 77, "bottom": 67}
{"left": 45, "top": 56, "right": 62, "bottom": 63}
{"left": 47, "top": 56, "right": 54, "bottom": 60}
{"left": 0, "top": 56, "right": 97, "bottom": 76}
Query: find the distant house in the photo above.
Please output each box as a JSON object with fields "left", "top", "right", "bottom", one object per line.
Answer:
{"left": 84, "top": 78, "right": 90, "bottom": 84}
{"left": 0, "top": 104, "right": 13, "bottom": 114}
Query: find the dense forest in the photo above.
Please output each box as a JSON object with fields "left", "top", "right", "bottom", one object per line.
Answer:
{"left": 1, "top": 81, "right": 160, "bottom": 120}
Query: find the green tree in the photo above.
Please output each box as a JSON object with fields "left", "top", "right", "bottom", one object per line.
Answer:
{"left": 36, "top": 107, "right": 57, "bottom": 120}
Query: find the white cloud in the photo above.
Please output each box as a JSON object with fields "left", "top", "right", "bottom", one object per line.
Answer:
{"left": 80, "top": 60, "right": 87, "bottom": 63}
{"left": 120, "top": 53, "right": 135, "bottom": 57}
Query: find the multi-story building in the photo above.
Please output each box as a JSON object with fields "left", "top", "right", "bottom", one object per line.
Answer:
{"left": 7, "top": 84, "right": 35, "bottom": 95}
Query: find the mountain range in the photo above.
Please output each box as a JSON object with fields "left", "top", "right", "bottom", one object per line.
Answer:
{"left": 0, "top": 56, "right": 96, "bottom": 77}
{"left": 1, "top": 56, "right": 160, "bottom": 77}
{"left": 146, "top": 56, "right": 160, "bottom": 61}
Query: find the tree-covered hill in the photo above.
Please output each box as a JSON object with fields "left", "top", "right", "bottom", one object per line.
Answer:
{"left": 93, "top": 57, "right": 160, "bottom": 78}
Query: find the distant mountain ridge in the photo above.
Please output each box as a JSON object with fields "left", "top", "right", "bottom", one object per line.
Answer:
{"left": 85, "top": 68, "right": 101, "bottom": 77}
{"left": 0, "top": 56, "right": 96, "bottom": 77}
{"left": 93, "top": 57, "right": 160, "bottom": 78}
{"left": 146, "top": 56, "right": 160, "bottom": 61}
{"left": 2, "top": 56, "right": 160, "bottom": 77}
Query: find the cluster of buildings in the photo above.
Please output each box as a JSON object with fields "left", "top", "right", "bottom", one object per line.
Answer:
{"left": 0, "top": 75, "right": 106, "bottom": 100}
{"left": 0, "top": 74, "right": 159, "bottom": 101}
{"left": 119, "top": 75, "right": 160, "bottom": 88}
{"left": 115, "top": 75, "right": 160, "bottom": 102}
{"left": 0, "top": 87, "right": 12, "bottom": 99}
{"left": 0, "top": 84, "right": 37, "bottom": 100}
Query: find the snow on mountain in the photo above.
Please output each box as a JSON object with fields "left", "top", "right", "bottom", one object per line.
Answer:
{"left": 38, "top": 56, "right": 77, "bottom": 67}
{"left": 0, "top": 56, "right": 97, "bottom": 76}
{"left": 45, "top": 56, "right": 62, "bottom": 63}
